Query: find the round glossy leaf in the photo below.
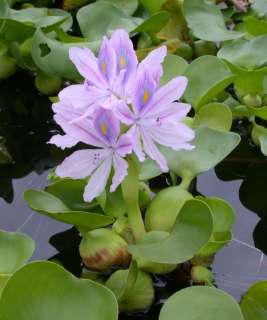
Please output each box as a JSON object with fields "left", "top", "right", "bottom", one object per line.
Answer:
{"left": 251, "top": 0, "right": 267, "bottom": 18}
{"left": 183, "top": 0, "right": 243, "bottom": 41}
{"left": 244, "top": 16, "right": 267, "bottom": 37}
{"left": 240, "top": 281, "right": 267, "bottom": 320}
{"left": 218, "top": 36, "right": 267, "bottom": 70}
{"left": 0, "top": 261, "right": 118, "bottom": 320}
{"left": 161, "top": 127, "right": 241, "bottom": 180}
{"left": 196, "top": 197, "right": 235, "bottom": 256}
{"left": 132, "top": 11, "right": 170, "bottom": 34}
{"left": 159, "top": 286, "right": 244, "bottom": 320}
{"left": 77, "top": 2, "right": 141, "bottom": 41}
{"left": 97, "top": 0, "right": 138, "bottom": 15}
{"left": 193, "top": 102, "right": 232, "bottom": 132}
{"left": 46, "top": 179, "right": 97, "bottom": 212}
{"left": 24, "top": 189, "right": 114, "bottom": 229}
{"left": 160, "top": 53, "right": 188, "bottom": 85}
{"left": 129, "top": 199, "right": 213, "bottom": 264}
{"left": 0, "top": 230, "right": 35, "bottom": 294}
{"left": 139, "top": 0, "right": 166, "bottom": 14}
{"left": 31, "top": 29, "right": 99, "bottom": 80}
{"left": 184, "top": 56, "right": 235, "bottom": 109}
{"left": 0, "top": 230, "right": 35, "bottom": 275}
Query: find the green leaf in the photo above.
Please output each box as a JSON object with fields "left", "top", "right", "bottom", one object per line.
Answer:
{"left": 251, "top": 123, "right": 267, "bottom": 156}
{"left": 160, "top": 53, "right": 188, "bottom": 85}
{"left": 139, "top": 159, "right": 161, "bottom": 180}
{"left": 183, "top": 0, "right": 243, "bottom": 41}
{"left": 0, "top": 261, "right": 118, "bottom": 320}
{"left": 97, "top": 0, "right": 138, "bottom": 15}
{"left": 244, "top": 16, "right": 267, "bottom": 37}
{"left": 77, "top": 2, "right": 142, "bottom": 41}
{"left": 159, "top": 286, "right": 244, "bottom": 320}
{"left": 240, "top": 280, "right": 267, "bottom": 320}
{"left": 24, "top": 189, "right": 114, "bottom": 229}
{"left": 31, "top": 29, "right": 99, "bottom": 80}
{"left": 193, "top": 102, "right": 232, "bottom": 132}
{"left": 251, "top": 0, "right": 267, "bottom": 18}
{"left": 195, "top": 197, "right": 235, "bottom": 256}
{"left": 129, "top": 199, "right": 213, "bottom": 264}
{"left": 0, "top": 230, "right": 35, "bottom": 295}
{"left": 184, "top": 56, "right": 235, "bottom": 110}
{"left": 161, "top": 127, "right": 241, "bottom": 180}
{"left": 139, "top": 0, "right": 166, "bottom": 14}
{"left": 218, "top": 36, "right": 267, "bottom": 70}
{"left": 46, "top": 179, "right": 98, "bottom": 212}
{"left": 132, "top": 11, "right": 170, "bottom": 33}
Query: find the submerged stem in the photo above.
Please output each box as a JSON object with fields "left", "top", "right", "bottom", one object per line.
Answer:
{"left": 121, "top": 157, "right": 146, "bottom": 242}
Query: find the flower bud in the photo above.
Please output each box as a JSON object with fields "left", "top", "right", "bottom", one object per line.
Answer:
{"left": 145, "top": 186, "right": 193, "bottom": 232}
{"left": 79, "top": 228, "right": 131, "bottom": 272}
{"left": 191, "top": 266, "right": 213, "bottom": 285}
{"left": 106, "top": 269, "right": 154, "bottom": 312}
{"left": 242, "top": 94, "right": 262, "bottom": 108}
{"left": 35, "top": 70, "right": 62, "bottom": 96}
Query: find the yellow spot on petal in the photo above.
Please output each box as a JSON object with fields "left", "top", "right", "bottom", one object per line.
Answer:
{"left": 119, "top": 56, "right": 126, "bottom": 68}
{"left": 101, "top": 61, "right": 107, "bottom": 74}
{"left": 143, "top": 89, "right": 150, "bottom": 104}
{"left": 100, "top": 123, "right": 108, "bottom": 135}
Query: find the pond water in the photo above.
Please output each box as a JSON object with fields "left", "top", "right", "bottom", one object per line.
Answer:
{"left": 1, "top": 73, "right": 267, "bottom": 319}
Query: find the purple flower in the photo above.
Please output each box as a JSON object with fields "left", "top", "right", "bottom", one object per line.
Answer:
{"left": 116, "top": 56, "right": 195, "bottom": 172}
{"left": 60, "top": 30, "right": 167, "bottom": 120}
{"left": 49, "top": 29, "right": 195, "bottom": 202}
{"left": 49, "top": 107, "right": 132, "bottom": 202}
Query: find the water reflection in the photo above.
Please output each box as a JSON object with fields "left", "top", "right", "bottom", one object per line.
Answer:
{"left": 0, "top": 73, "right": 266, "bottom": 316}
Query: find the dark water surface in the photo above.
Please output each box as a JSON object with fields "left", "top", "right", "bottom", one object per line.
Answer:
{"left": 0, "top": 73, "right": 267, "bottom": 319}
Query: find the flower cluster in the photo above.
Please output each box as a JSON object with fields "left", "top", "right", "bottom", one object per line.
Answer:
{"left": 49, "top": 29, "right": 194, "bottom": 202}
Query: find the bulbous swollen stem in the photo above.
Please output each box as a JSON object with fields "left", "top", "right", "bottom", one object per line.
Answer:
{"left": 121, "top": 156, "right": 146, "bottom": 242}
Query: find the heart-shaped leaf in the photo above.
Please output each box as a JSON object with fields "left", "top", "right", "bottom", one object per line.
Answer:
{"left": 46, "top": 179, "right": 98, "bottom": 212}
{"left": 218, "top": 36, "right": 267, "bottom": 70}
{"left": 240, "top": 280, "right": 267, "bottom": 320}
{"left": 31, "top": 29, "right": 99, "bottom": 80}
{"left": 160, "top": 53, "right": 188, "bottom": 85}
{"left": 193, "top": 102, "right": 232, "bottom": 132}
{"left": 0, "top": 261, "right": 118, "bottom": 320}
{"left": 161, "top": 127, "right": 241, "bottom": 181}
{"left": 132, "top": 11, "right": 170, "bottom": 33}
{"left": 0, "top": 230, "right": 35, "bottom": 294}
{"left": 184, "top": 56, "right": 235, "bottom": 110}
{"left": 77, "top": 2, "right": 142, "bottom": 41}
{"left": 129, "top": 199, "right": 213, "bottom": 264}
{"left": 24, "top": 189, "right": 114, "bottom": 229}
{"left": 195, "top": 197, "right": 235, "bottom": 256}
{"left": 183, "top": 0, "right": 243, "bottom": 41}
{"left": 159, "top": 286, "right": 244, "bottom": 320}
{"left": 139, "top": 0, "right": 167, "bottom": 14}
{"left": 97, "top": 0, "right": 138, "bottom": 15}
